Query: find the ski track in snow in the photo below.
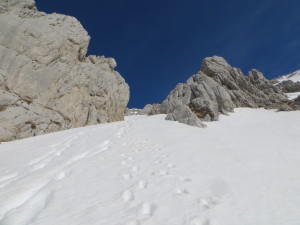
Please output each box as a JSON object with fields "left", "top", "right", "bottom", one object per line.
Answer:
{"left": 0, "top": 128, "right": 114, "bottom": 225}
{"left": 0, "top": 109, "right": 300, "bottom": 225}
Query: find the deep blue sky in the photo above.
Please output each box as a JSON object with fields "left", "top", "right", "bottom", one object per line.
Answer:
{"left": 37, "top": 0, "right": 300, "bottom": 108}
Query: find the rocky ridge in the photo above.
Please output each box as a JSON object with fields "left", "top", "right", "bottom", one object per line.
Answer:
{"left": 125, "top": 104, "right": 161, "bottom": 116}
{"left": 0, "top": 0, "right": 129, "bottom": 141}
{"left": 273, "top": 70, "right": 300, "bottom": 93}
{"left": 162, "top": 56, "right": 290, "bottom": 127}
{"left": 276, "top": 80, "right": 300, "bottom": 93}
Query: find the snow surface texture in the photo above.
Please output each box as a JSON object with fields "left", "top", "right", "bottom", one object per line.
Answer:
{"left": 286, "top": 92, "right": 300, "bottom": 100}
{"left": 277, "top": 70, "right": 300, "bottom": 83}
{"left": 0, "top": 108, "right": 300, "bottom": 225}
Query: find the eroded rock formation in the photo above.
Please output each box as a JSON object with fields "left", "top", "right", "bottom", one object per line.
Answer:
{"left": 276, "top": 80, "right": 300, "bottom": 93}
{"left": 0, "top": 0, "right": 129, "bottom": 141}
{"left": 162, "top": 56, "right": 289, "bottom": 127}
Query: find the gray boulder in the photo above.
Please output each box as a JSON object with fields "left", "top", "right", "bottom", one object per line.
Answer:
{"left": 165, "top": 105, "right": 206, "bottom": 128}
{"left": 290, "top": 95, "right": 300, "bottom": 111}
{"left": 0, "top": 0, "right": 129, "bottom": 141}
{"left": 141, "top": 104, "right": 162, "bottom": 115}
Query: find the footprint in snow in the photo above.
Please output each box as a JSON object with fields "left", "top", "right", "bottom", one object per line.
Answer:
{"left": 178, "top": 177, "right": 192, "bottom": 183}
{"left": 158, "top": 170, "right": 169, "bottom": 176}
{"left": 116, "top": 128, "right": 125, "bottom": 138}
{"left": 188, "top": 217, "right": 220, "bottom": 225}
{"left": 55, "top": 151, "right": 62, "bottom": 156}
{"left": 196, "top": 196, "right": 220, "bottom": 211}
{"left": 123, "top": 173, "right": 132, "bottom": 180}
{"left": 161, "top": 154, "right": 168, "bottom": 159}
{"left": 154, "top": 160, "right": 162, "bottom": 164}
{"left": 151, "top": 170, "right": 169, "bottom": 176}
{"left": 137, "top": 180, "right": 147, "bottom": 189}
{"left": 134, "top": 148, "right": 143, "bottom": 152}
{"left": 174, "top": 187, "right": 189, "bottom": 196}
{"left": 122, "top": 190, "right": 134, "bottom": 203}
{"left": 188, "top": 217, "right": 208, "bottom": 225}
{"left": 131, "top": 166, "right": 139, "bottom": 173}
{"left": 167, "top": 163, "right": 176, "bottom": 168}
{"left": 127, "top": 156, "right": 134, "bottom": 161}
{"left": 139, "top": 202, "right": 156, "bottom": 218}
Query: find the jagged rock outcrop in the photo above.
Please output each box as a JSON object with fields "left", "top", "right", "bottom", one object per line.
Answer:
{"left": 273, "top": 69, "right": 300, "bottom": 93}
{"left": 140, "top": 104, "right": 161, "bottom": 115}
{"left": 293, "top": 96, "right": 300, "bottom": 110}
{"left": 124, "top": 104, "right": 161, "bottom": 116}
{"left": 165, "top": 105, "right": 206, "bottom": 127}
{"left": 0, "top": 0, "right": 129, "bottom": 141}
{"left": 276, "top": 80, "right": 300, "bottom": 93}
{"left": 162, "top": 56, "right": 289, "bottom": 127}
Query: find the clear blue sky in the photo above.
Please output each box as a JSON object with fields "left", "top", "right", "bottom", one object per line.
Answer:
{"left": 37, "top": 0, "right": 300, "bottom": 108}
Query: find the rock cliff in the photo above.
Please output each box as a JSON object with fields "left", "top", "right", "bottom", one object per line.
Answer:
{"left": 162, "top": 56, "right": 289, "bottom": 127}
{"left": 0, "top": 0, "right": 129, "bottom": 141}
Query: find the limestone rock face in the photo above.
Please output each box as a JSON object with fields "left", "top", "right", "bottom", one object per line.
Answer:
{"left": 124, "top": 104, "right": 162, "bottom": 116}
{"left": 272, "top": 69, "right": 300, "bottom": 93}
{"left": 276, "top": 80, "right": 300, "bottom": 93}
{"left": 162, "top": 56, "right": 289, "bottom": 126}
{"left": 165, "top": 105, "right": 206, "bottom": 128}
{"left": 0, "top": 0, "right": 129, "bottom": 141}
{"left": 293, "top": 96, "right": 300, "bottom": 110}
{"left": 141, "top": 104, "right": 161, "bottom": 115}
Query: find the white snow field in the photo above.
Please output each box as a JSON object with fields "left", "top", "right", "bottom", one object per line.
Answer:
{"left": 277, "top": 69, "right": 300, "bottom": 83}
{"left": 286, "top": 92, "right": 300, "bottom": 100}
{"left": 0, "top": 108, "right": 300, "bottom": 225}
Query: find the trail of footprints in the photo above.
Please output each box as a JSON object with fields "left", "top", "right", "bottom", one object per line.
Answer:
{"left": 119, "top": 146, "right": 161, "bottom": 223}
{"left": 0, "top": 124, "right": 221, "bottom": 225}
{"left": 118, "top": 139, "right": 184, "bottom": 224}
{"left": 118, "top": 135, "right": 221, "bottom": 225}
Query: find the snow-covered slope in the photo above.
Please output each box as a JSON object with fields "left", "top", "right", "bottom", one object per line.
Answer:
{"left": 0, "top": 108, "right": 300, "bottom": 225}
{"left": 286, "top": 92, "right": 300, "bottom": 100}
{"left": 276, "top": 69, "right": 300, "bottom": 83}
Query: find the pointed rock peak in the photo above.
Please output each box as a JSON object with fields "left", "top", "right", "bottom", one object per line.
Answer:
{"left": 200, "top": 56, "right": 231, "bottom": 76}
{"left": 204, "top": 56, "right": 229, "bottom": 65}
{"left": 248, "top": 69, "right": 267, "bottom": 81}
{"left": 0, "top": 0, "right": 36, "bottom": 13}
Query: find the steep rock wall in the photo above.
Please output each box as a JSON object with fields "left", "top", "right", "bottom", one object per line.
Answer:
{"left": 0, "top": 0, "right": 129, "bottom": 141}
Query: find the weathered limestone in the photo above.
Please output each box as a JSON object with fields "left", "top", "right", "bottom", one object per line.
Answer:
{"left": 165, "top": 105, "right": 206, "bottom": 128}
{"left": 0, "top": 0, "right": 129, "bottom": 141}
{"left": 293, "top": 96, "right": 300, "bottom": 110}
{"left": 162, "top": 56, "right": 290, "bottom": 127}
{"left": 276, "top": 80, "right": 300, "bottom": 93}
{"left": 140, "top": 104, "right": 161, "bottom": 115}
